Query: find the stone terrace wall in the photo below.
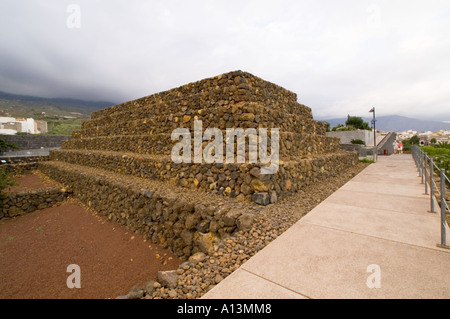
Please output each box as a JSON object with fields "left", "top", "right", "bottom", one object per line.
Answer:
{"left": 58, "top": 70, "right": 354, "bottom": 202}
{"left": 49, "top": 149, "right": 357, "bottom": 201}
{"left": 1, "top": 188, "right": 68, "bottom": 219}
{"left": 39, "top": 70, "right": 359, "bottom": 258}
{"left": 1, "top": 159, "right": 48, "bottom": 175}
{"left": 81, "top": 103, "right": 324, "bottom": 138}
{"left": 90, "top": 71, "right": 305, "bottom": 120}
{"left": 62, "top": 132, "right": 340, "bottom": 161}
{"left": 39, "top": 161, "right": 259, "bottom": 258}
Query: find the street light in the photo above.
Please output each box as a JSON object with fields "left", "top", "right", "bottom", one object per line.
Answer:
{"left": 369, "top": 107, "right": 377, "bottom": 163}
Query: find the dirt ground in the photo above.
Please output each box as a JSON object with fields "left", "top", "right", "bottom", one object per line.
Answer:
{"left": 0, "top": 192, "right": 183, "bottom": 299}
{"left": 3, "top": 173, "right": 60, "bottom": 193}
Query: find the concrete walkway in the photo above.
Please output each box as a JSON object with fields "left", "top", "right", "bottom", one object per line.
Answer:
{"left": 203, "top": 154, "right": 450, "bottom": 299}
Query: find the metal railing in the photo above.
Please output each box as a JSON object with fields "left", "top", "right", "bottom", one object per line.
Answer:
{"left": 411, "top": 145, "right": 449, "bottom": 249}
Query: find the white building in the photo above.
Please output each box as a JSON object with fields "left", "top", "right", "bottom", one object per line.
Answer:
{"left": 0, "top": 117, "right": 16, "bottom": 123}
{"left": 23, "top": 118, "right": 36, "bottom": 134}
{"left": 0, "top": 129, "right": 18, "bottom": 135}
{"left": 396, "top": 130, "right": 418, "bottom": 141}
{"left": 0, "top": 117, "right": 46, "bottom": 134}
{"left": 326, "top": 130, "right": 383, "bottom": 146}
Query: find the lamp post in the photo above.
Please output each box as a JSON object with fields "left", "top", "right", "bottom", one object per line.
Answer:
{"left": 369, "top": 107, "right": 377, "bottom": 163}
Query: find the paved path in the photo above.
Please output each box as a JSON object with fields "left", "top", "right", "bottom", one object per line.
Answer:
{"left": 203, "top": 154, "right": 450, "bottom": 299}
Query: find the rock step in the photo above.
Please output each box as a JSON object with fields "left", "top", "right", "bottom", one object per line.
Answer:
{"left": 62, "top": 131, "right": 340, "bottom": 159}
{"left": 91, "top": 70, "right": 305, "bottom": 121}
{"left": 48, "top": 148, "right": 357, "bottom": 200}
{"left": 90, "top": 92, "right": 310, "bottom": 125}
{"left": 88, "top": 93, "right": 312, "bottom": 124}
{"left": 80, "top": 103, "right": 324, "bottom": 138}
{"left": 38, "top": 160, "right": 261, "bottom": 259}
{"left": 83, "top": 101, "right": 317, "bottom": 136}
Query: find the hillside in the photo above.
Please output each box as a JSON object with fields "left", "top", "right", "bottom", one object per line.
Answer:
{"left": 320, "top": 115, "right": 450, "bottom": 133}
{"left": 0, "top": 91, "right": 115, "bottom": 135}
{"left": 0, "top": 91, "right": 114, "bottom": 117}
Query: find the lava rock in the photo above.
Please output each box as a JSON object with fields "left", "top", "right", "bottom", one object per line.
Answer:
{"left": 251, "top": 192, "right": 270, "bottom": 206}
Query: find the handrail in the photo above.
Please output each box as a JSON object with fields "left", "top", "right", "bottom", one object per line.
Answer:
{"left": 411, "top": 145, "right": 449, "bottom": 249}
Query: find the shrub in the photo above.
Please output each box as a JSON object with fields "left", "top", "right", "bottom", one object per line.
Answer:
{"left": 402, "top": 135, "right": 420, "bottom": 152}
{"left": 345, "top": 116, "right": 371, "bottom": 130}
{"left": 421, "top": 146, "right": 450, "bottom": 178}
{"left": 351, "top": 139, "right": 365, "bottom": 145}
{"left": 0, "top": 167, "right": 15, "bottom": 203}
{"left": 332, "top": 124, "right": 352, "bottom": 131}
{"left": 409, "top": 135, "right": 420, "bottom": 145}
{"left": 421, "top": 146, "right": 450, "bottom": 157}
{"left": 435, "top": 141, "right": 450, "bottom": 150}
{"left": 0, "top": 139, "right": 19, "bottom": 152}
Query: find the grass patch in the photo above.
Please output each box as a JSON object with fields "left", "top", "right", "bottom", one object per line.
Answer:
{"left": 359, "top": 158, "right": 374, "bottom": 164}
{"left": 45, "top": 118, "right": 85, "bottom": 135}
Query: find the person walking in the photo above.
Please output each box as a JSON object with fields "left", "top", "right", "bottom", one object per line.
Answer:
{"left": 393, "top": 140, "right": 398, "bottom": 154}
{"left": 398, "top": 141, "right": 403, "bottom": 154}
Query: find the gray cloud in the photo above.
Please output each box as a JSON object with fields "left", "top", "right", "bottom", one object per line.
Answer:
{"left": 0, "top": 0, "right": 449, "bottom": 120}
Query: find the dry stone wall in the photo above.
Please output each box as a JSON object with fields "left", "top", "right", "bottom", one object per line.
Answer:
{"left": 90, "top": 71, "right": 306, "bottom": 121}
{"left": 39, "top": 161, "right": 259, "bottom": 258}
{"left": 39, "top": 70, "right": 358, "bottom": 258}
{"left": 1, "top": 160, "right": 47, "bottom": 175}
{"left": 49, "top": 149, "right": 355, "bottom": 201}
{"left": 80, "top": 103, "right": 325, "bottom": 137}
{"left": 1, "top": 187, "right": 68, "bottom": 219}
{"left": 59, "top": 70, "right": 355, "bottom": 200}
{"left": 61, "top": 132, "right": 339, "bottom": 161}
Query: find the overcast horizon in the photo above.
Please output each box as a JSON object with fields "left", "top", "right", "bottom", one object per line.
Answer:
{"left": 0, "top": 1, "right": 449, "bottom": 121}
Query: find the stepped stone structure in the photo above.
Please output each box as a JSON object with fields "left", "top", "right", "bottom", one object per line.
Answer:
{"left": 39, "top": 70, "right": 358, "bottom": 258}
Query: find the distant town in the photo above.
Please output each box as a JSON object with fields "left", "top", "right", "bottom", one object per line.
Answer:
{"left": 0, "top": 117, "right": 47, "bottom": 135}
{"left": 396, "top": 129, "right": 450, "bottom": 145}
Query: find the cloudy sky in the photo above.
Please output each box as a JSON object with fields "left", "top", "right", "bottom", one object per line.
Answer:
{"left": 0, "top": 0, "right": 449, "bottom": 120}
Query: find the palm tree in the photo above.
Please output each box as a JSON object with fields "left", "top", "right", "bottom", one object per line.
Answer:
{"left": 435, "top": 141, "right": 450, "bottom": 149}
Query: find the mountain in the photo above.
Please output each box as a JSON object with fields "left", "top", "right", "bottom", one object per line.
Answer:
{"left": 0, "top": 91, "right": 117, "bottom": 135}
{"left": 319, "top": 115, "right": 450, "bottom": 133}
{"left": 0, "top": 91, "right": 115, "bottom": 117}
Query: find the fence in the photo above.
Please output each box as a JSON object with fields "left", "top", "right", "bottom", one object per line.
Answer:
{"left": 411, "top": 145, "right": 449, "bottom": 249}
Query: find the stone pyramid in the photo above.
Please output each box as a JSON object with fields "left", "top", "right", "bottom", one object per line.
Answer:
{"left": 39, "top": 70, "right": 357, "bottom": 258}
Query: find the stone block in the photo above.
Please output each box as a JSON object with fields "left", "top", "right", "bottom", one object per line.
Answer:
{"left": 251, "top": 192, "right": 271, "bottom": 206}
{"left": 157, "top": 270, "right": 178, "bottom": 289}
